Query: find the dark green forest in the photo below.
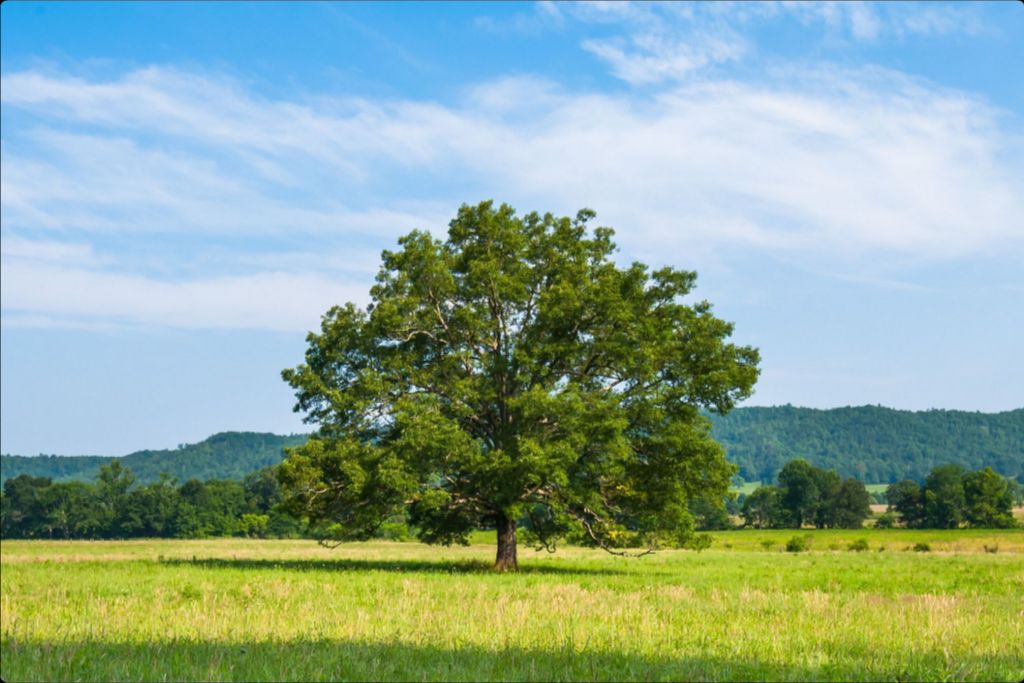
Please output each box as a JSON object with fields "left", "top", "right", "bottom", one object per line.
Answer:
{"left": 0, "top": 432, "right": 307, "bottom": 486}
{"left": 708, "top": 405, "right": 1023, "bottom": 483}
{"left": 3, "top": 407, "right": 1021, "bottom": 488}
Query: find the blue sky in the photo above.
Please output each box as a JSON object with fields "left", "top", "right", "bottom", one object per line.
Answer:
{"left": 2, "top": 1, "right": 1022, "bottom": 455}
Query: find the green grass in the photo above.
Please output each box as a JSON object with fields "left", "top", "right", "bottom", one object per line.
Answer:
{"left": 3, "top": 531, "right": 1023, "bottom": 682}
{"left": 731, "top": 482, "right": 890, "bottom": 497}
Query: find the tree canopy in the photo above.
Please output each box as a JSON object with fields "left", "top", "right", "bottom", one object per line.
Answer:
{"left": 887, "top": 465, "right": 1017, "bottom": 529}
{"left": 742, "top": 459, "right": 870, "bottom": 529}
{"left": 279, "top": 201, "right": 759, "bottom": 569}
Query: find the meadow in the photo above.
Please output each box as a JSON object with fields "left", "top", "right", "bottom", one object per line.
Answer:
{"left": 2, "top": 530, "right": 1023, "bottom": 682}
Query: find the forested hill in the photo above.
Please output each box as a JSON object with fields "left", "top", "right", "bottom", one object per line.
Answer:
{"left": 708, "top": 405, "right": 1024, "bottom": 484}
{"left": 3, "top": 407, "right": 1021, "bottom": 486}
{"left": 0, "top": 432, "right": 307, "bottom": 485}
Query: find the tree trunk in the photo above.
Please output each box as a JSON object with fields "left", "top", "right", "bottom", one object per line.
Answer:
{"left": 494, "top": 513, "right": 518, "bottom": 571}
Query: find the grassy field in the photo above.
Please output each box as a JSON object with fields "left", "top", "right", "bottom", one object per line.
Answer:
{"left": 2, "top": 530, "right": 1023, "bottom": 682}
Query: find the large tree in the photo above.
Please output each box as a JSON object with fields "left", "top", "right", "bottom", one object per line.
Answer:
{"left": 279, "top": 201, "right": 759, "bottom": 569}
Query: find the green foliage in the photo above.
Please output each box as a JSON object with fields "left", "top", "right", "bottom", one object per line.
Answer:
{"left": 683, "top": 533, "right": 714, "bottom": 551}
{"left": 0, "top": 463, "right": 303, "bottom": 540}
{"left": 913, "top": 542, "right": 931, "bottom": 552}
{"left": 923, "top": 464, "right": 967, "bottom": 529}
{"left": 743, "top": 461, "right": 871, "bottom": 530}
{"left": 963, "top": 467, "right": 1015, "bottom": 528}
{"left": 887, "top": 465, "right": 1017, "bottom": 530}
{"left": 778, "top": 460, "right": 819, "bottom": 528}
{"left": 238, "top": 514, "right": 270, "bottom": 539}
{"left": 785, "top": 535, "right": 811, "bottom": 552}
{"left": 874, "top": 511, "right": 898, "bottom": 529}
{"left": 847, "top": 538, "right": 869, "bottom": 552}
{"left": 1, "top": 432, "right": 308, "bottom": 486}
{"left": 707, "top": 405, "right": 1024, "bottom": 483}
{"left": 689, "top": 495, "right": 734, "bottom": 531}
{"left": 279, "top": 201, "right": 759, "bottom": 566}
{"left": 834, "top": 478, "right": 872, "bottom": 529}
{"left": 741, "top": 485, "right": 783, "bottom": 529}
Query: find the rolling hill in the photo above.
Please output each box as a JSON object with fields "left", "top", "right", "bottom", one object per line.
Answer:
{"left": 708, "top": 405, "right": 1023, "bottom": 483}
{"left": 2, "top": 406, "right": 1021, "bottom": 486}
{"left": 1, "top": 432, "right": 307, "bottom": 486}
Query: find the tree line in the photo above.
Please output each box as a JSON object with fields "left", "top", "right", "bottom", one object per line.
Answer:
{"left": 3, "top": 456, "right": 1018, "bottom": 540}
{"left": 882, "top": 464, "right": 1019, "bottom": 529}
{"left": 0, "top": 462, "right": 303, "bottom": 540}
{"left": 735, "top": 459, "right": 1019, "bottom": 530}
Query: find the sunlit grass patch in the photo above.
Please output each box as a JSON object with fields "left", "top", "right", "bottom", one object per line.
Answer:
{"left": 2, "top": 535, "right": 1022, "bottom": 681}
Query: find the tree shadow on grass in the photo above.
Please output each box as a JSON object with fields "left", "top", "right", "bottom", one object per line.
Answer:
{"left": 157, "top": 556, "right": 631, "bottom": 576}
{"left": 1, "top": 636, "right": 1016, "bottom": 682}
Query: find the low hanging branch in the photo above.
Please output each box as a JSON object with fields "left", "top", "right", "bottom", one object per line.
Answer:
{"left": 569, "top": 506, "right": 656, "bottom": 558}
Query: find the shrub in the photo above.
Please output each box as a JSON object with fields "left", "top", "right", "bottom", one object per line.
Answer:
{"left": 785, "top": 535, "right": 811, "bottom": 553}
{"left": 847, "top": 538, "right": 869, "bottom": 552}
{"left": 913, "top": 542, "right": 931, "bottom": 553}
{"left": 378, "top": 522, "right": 411, "bottom": 541}
{"left": 874, "top": 511, "right": 897, "bottom": 529}
{"left": 684, "top": 533, "right": 713, "bottom": 552}
{"left": 238, "top": 513, "right": 269, "bottom": 539}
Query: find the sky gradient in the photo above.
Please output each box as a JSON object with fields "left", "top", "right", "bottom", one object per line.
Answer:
{"left": 2, "top": 1, "right": 1022, "bottom": 455}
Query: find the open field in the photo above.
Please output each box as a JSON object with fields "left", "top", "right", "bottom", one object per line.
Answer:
{"left": 2, "top": 531, "right": 1023, "bottom": 682}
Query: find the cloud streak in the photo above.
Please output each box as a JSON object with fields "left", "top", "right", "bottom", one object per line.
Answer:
{"left": 2, "top": 56, "right": 1020, "bottom": 330}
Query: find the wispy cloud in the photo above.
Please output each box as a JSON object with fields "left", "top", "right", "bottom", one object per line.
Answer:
{"left": 2, "top": 51, "right": 1020, "bottom": 331}
{"left": 570, "top": 1, "right": 991, "bottom": 84}
{"left": 0, "top": 260, "right": 370, "bottom": 331}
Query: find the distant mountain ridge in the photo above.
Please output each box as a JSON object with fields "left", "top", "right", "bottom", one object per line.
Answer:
{"left": 2, "top": 406, "right": 1021, "bottom": 486}
{"left": 708, "top": 405, "right": 1023, "bottom": 484}
{"left": 1, "top": 432, "right": 308, "bottom": 485}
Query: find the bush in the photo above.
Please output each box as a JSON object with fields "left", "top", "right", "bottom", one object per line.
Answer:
{"left": 913, "top": 542, "right": 931, "bottom": 552}
{"left": 874, "top": 511, "right": 897, "bottom": 529}
{"left": 237, "top": 513, "right": 269, "bottom": 539}
{"left": 785, "top": 535, "right": 811, "bottom": 553}
{"left": 847, "top": 538, "right": 869, "bottom": 552}
{"left": 684, "top": 533, "right": 713, "bottom": 552}
{"left": 377, "top": 521, "right": 411, "bottom": 541}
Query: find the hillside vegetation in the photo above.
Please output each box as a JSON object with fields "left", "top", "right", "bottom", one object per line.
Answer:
{"left": 0, "top": 432, "right": 306, "bottom": 485}
{"left": 3, "top": 406, "right": 1021, "bottom": 486}
{"left": 709, "top": 405, "right": 1023, "bottom": 483}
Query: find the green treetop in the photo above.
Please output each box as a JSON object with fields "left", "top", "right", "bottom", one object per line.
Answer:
{"left": 279, "top": 201, "right": 759, "bottom": 569}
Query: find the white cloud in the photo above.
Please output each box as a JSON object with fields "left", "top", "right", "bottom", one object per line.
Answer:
{"left": 571, "top": 2, "right": 992, "bottom": 84}
{"left": 582, "top": 31, "right": 747, "bottom": 85}
{"left": 0, "top": 236, "right": 105, "bottom": 267}
{"left": 0, "top": 260, "right": 369, "bottom": 332}
{"left": 1, "top": 62, "right": 1020, "bottom": 330}
{"left": 780, "top": 1, "right": 988, "bottom": 42}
